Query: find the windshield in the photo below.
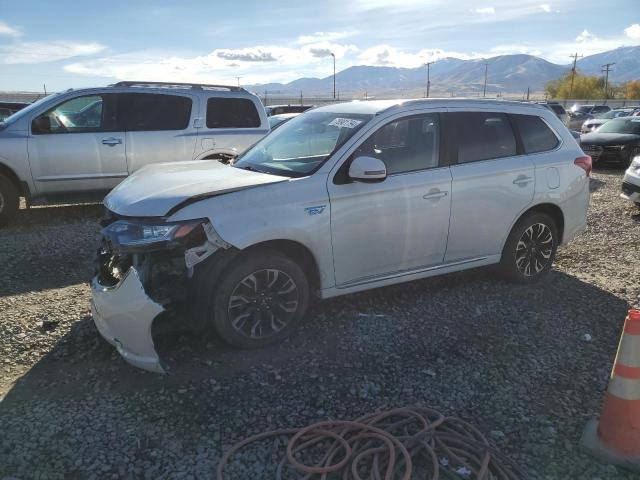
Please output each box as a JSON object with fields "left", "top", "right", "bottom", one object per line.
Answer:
{"left": 1, "top": 94, "right": 58, "bottom": 125}
{"left": 576, "top": 106, "right": 593, "bottom": 114}
{"left": 234, "top": 111, "right": 373, "bottom": 177}
{"left": 596, "top": 118, "right": 640, "bottom": 134}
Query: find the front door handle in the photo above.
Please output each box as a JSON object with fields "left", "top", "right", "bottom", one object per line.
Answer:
{"left": 513, "top": 175, "right": 534, "bottom": 186}
{"left": 423, "top": 190, "right": 448, "bottom": 200}
{"left": 102, "top": 137, "right": 122, "bottom": 146}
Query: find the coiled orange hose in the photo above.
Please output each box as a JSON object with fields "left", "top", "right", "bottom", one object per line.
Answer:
{"left": 216, "top": 406, "right": 527, "bottom": 479}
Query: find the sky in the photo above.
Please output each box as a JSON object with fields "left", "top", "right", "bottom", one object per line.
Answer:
{"left": 0, "top": 0, "right": 638, "bottom": 91}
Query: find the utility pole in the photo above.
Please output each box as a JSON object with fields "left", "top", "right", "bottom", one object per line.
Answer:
{"left": 264, "top": 90, "right": 267, "bottom": 105}
{"left": 568, "top": 52, "right": 582, "bottom": 99}
{"left": 425, "top": 61, "right": 434, "bottom": 98}
{"left": 235, "top": 76, "right": 241, "bottom": 87}
{"left": 601, "top": 62, "right": 615, "bottom": 100}
{"left": 526, "top": 87, "right": 530, "bottom": 101}
{"left": 330, "top": 52, "right": 336, "bottom": 100}
{"left": 483, "top": 62, "right": 489, "bottom": 97}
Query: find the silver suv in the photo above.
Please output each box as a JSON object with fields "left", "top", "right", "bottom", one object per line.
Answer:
{"left": 0, "top": 81, "right": 268, "bottom": 225}
{"left": 92, "top": 99, "right": 591, "bottom": 372}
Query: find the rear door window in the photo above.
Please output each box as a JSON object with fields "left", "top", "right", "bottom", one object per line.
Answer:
{"left": 448, "top": 112, "right": 517, "bottom": 163}
{"left": 512, "top": 114, "right": 559, "bottom": 154}
{"left": 206, "top": 98, "right": 261, "bottom": 128}
{"left": 123, "top": 93, "right": 192, "bottom": 131}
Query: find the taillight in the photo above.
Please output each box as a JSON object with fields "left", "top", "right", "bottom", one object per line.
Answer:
{"left": 574, "top": 155, "right": 592, "bottom": 177}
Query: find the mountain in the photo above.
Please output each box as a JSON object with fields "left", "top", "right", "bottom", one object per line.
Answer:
{"left": 247, "top": 47, "right": 640, "bottom": 96}
{"left": 576, "top": 46, "right": 640, "bottom": 82}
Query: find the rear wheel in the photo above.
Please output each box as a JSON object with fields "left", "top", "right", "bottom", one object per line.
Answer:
{"left": 203, "top": 249, "right": 309, "bottom": 348}
{"left": 0, "top": 174, "right": 19, "bottom": 227}
{"left": 499, "top": 212, "right": 558, "bottom": 284}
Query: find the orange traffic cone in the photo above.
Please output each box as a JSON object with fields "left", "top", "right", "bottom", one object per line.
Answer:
{"left": 581, "top": 309, "right": 640, "bottom": 471}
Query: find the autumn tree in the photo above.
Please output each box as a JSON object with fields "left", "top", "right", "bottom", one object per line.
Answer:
{"left": 625, "top": 80, "right": 640, "bottom": 99}
{"left": 545, "top": 71, "right": 605, "bottom": 99}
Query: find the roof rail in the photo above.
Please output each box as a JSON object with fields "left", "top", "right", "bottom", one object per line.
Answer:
{"left": 111, "top": 81, "right": 246, "bottom": 92}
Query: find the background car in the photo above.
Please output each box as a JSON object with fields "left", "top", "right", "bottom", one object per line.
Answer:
{"left": 0, "top": 81, "right": 269, "bottom": 226}
{"left": 621, "top": 155, "right": 640, "bottom": 207}
{"left": 268, "top": 112, "right": 300, "bottom": 130}
{"left": 581, "top": 108, "right": 639, "bottom": 133}
{"left": 568, "top": 104, "right": 612, "bottom": 131}
{"left": 265, "top": 104, "right": 313, "bottom": 116}
{"left": 0, "top": 101, "right": 30, "bottom": 121}
{"left": 536, "top": 102, "right": 569, "bottom": 126}
{"left": 581, "top": 117, "right": 640, "bottom": 165}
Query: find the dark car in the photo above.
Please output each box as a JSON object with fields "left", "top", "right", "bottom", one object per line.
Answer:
{"left": 0, "top": 101, "right": 30, "bottom": 121}
{"left": 265, "top": 104, "right": 313, "bottom": 116}
{"left": 580, "top": 117, "right": 640, "bottom": 165}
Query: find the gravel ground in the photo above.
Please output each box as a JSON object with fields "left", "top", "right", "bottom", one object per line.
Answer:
{"left": 1, "top": 168, "right": 639, "bottom": 479}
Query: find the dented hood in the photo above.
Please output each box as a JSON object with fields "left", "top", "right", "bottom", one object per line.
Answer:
{"left": 104, "top": 160, "right": 288, "bottom": 217}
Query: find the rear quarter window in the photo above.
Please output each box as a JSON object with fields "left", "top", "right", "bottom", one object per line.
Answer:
{"left": 206, "top": 98, "right": 261, "bottom": 129}
{"left": 512, "top": 114, "right": 559, "bottom": 154}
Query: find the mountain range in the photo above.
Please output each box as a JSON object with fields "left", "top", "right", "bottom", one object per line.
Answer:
{"left": 248, "top": 46, "right": 640, "bottom": 97}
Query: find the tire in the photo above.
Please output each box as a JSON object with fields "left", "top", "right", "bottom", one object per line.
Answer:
{"left": 0, "top": 174, "right": 19, "bottom": 227}
{"left": 200, "top": 249, "right": 309, "bottom": 349}
{"left": 499, "top": 212, "right": 558, "bottom": 284}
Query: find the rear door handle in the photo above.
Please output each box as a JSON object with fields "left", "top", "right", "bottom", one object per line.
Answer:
{"left": 102, "top": 137, "right": 122, "bottom": 146}
{"left": 423, "top": 190, "right": 448, "bottom": 200}
{"left": 513, "top": 176, "right": 534, "bottom": 186}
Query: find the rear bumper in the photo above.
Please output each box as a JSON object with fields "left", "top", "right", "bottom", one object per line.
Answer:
{"left": 91, "top": 267, "right": 166, "bottom": 373}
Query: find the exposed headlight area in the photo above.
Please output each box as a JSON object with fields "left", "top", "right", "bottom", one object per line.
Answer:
{"left": 96, "top": 214, "right": 208, "bottom": 302}
{"left": 101, "top": 219, "right": 205, "bottom": 252}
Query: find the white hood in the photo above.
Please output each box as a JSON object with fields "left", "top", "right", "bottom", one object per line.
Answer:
{"left": 104, "top": 160, "right": 288, "bottom": 217}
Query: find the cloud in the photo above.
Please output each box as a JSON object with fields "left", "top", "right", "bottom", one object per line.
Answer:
{"left": 0, "top": 20, "right": 20, "bottom": 37}
{"left": 297, "top": 31, "right": 354, "bottom": 44}
{"left": 0, "top": 41, "right": 106, "bottom": 64}
{"left": 64, "top": 42, "right": 359, "bottom": 85}
{"left": 539, "top": 4, "right": 551, "bottom": 12}
{"left": 472, "top": 6, "right": 496, "bottom": 14}
{"left": 358, "top": 45, "right": 474, "bottom": 68}
{"left": 216, "top": 48, "right": 277, "bottom": 62}
{"left": 625, "top": 23, "right": 640, "bottom": 40}
{"left": 576, "top": 29, "right": 596, "bottom": 43}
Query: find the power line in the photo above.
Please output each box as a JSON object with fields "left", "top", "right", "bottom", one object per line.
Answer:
{"left": 424, "top": 61, "right": 434, "bottom": 98}
{"left": 568, "top": 52, "right": 582, "bottom": 99}
{"left": 601, "top": 63, "right": 615, "bottom": 100}
{"left": 483, "top": 61, "right": 489, "bottom": 97}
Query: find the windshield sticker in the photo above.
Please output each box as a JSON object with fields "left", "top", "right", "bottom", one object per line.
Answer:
{"left": 328, "top": 118, "right": 363, "bottom": 129}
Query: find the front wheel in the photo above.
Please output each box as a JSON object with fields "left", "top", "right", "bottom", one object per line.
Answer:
{"left": 499, "top": 212, "right": 558, "bottom": 284}
{"left": 205, "top": 249, "right": 310, "bottom": 348}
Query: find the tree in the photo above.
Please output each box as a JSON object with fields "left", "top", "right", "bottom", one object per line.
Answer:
{"left": 625, "top": 80, "right": 640, "bottom": 99}
{"left": 545, "top": 71, "right": 605, "bottom": 99}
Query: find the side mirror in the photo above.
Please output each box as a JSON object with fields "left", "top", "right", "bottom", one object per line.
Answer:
{"left": 32, "top": 115, "right": 51, "bottom": 134}
{"left": 348, "top": 156, "right": 387, "bottom": 182}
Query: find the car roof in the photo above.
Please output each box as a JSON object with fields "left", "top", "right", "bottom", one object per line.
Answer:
{"left": 312, "top": 98, "right": 549, "bottom": 115}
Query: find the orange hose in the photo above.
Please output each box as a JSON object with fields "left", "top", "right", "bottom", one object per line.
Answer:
{"left": 216, "top": 406, "right": 527, "bottom": 479}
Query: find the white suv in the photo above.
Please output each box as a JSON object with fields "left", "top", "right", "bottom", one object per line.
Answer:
{"left": 0, "top": 81, "right": 268, "bottom": 225}
{"left": 92, "top": 99, "right": 591, "bottom": 372}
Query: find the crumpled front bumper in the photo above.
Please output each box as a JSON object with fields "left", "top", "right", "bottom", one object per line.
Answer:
{"left": 91, "top": 267, "right": 166, "bottom": 373}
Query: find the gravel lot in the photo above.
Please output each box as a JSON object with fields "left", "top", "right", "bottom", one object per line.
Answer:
{"left": 1, "top": 168, "right": 639, "bottom": 479}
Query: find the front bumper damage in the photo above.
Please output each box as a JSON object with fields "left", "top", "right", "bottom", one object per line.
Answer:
{"left": 92, "top": 268, "right": 165, "bottom": 373}
{"left": 91, "top": 216, "right": 230, "bottom": 373}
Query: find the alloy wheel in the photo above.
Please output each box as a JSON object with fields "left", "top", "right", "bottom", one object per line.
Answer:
{"left": 227, "top": 269, "right": 299, "bottom": 339}
{"left": 515, "top": 223, "right": 554, "bottom": 277}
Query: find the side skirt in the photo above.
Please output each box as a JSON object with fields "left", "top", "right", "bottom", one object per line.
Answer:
{"left": 319, "top": 254, "right": 501, "bottom": 299}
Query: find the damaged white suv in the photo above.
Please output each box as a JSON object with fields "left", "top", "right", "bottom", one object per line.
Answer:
{"left": 92, "top": 99, "right": 590, "bottom": 372}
